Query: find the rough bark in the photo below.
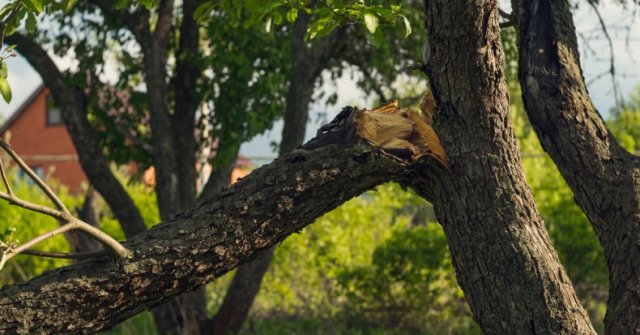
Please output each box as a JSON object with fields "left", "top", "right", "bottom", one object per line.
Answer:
{"left": 0, "top": 130, "right": 423, "bottom": 333}
{"left": 419, "top": 1, "right": 596, "bottom": 334}
{"left": 209, "top": 9, "right": 348, "bottom": 334}
{"left": 511, "top": 0, "right": 640, "bottom": 333}
{"left": 4, "top": 33, "right": 147, "bottom": 238}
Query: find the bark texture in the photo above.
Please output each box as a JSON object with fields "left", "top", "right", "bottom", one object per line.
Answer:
{"left": 419, "top": 1, "right": 595, "bottom": 333}
{"left": 0, "top": 138, "right": 416, "bottom": 334}
{"left": 511, "top": 0, "right": 640, "bottom": 333}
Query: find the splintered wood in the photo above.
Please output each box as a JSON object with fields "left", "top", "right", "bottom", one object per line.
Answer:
{"left": 353, "top": 96, "right": 448, "bottom": 168}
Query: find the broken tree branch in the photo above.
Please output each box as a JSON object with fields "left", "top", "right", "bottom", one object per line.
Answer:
{"left": 0, "top": 100, "right": 449, "bottom": 334}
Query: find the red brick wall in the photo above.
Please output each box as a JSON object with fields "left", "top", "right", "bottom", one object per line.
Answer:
{"left": 3, "top": 88, "right": 87, "bottom": 192}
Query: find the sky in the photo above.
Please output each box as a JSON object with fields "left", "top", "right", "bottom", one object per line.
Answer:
{"left": 0, "top": 1, "right": 638, "bottom": 158}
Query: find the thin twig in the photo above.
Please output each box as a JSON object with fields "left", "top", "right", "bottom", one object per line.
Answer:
{"left": 0, "top": 223, "right": 76, "bottom": 270}
{"left": 0, "top": 158, "right": 13, "bottom": 195}
{"left": 0, "top": 140, "right": 130, "bottom": 269}
{"left": 498, "top": 8, "right": 512, "bottom": 20}
{"left": 0, "top": 139, "right": 71, "bottom": 215}
{"left": 0, "top": 191, "right": 66, "bottom": 219}
{"left": 0, "top": 218, "right": 129, "bottom": 270}
{"left": 6, "top": 223, "right": 77, "bottom": 257}
{"left": 587, "top": 1, "right": 624, "bottom": 108}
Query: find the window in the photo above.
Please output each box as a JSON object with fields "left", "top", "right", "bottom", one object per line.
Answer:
{"left": 46, "top": 95, "right": 62, "bottom": 126}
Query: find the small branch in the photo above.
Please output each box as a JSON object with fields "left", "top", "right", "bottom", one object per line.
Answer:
{"left": 6, "top": 223, "right": 77, "bottom": 257}
{"left": 153, "top": 0, "right": 175, "bottom": 46}
{"left": 0, "top": 191, "right": 66, "bottom": 219}
{"left": 0, "top": 157, "right": 13, "bottom": 196}
{"left": 0, "top": 139, "right": 129, "bottom": 271}
{"left": 0, "top": 223, "right": 76, "bottom": 270}
{"left": 0, "top": 139, "right": 71, "bottom": 215}
{"left": 587, "top": 0, "right": 624, "bottom": 108}
{"left": 0, "top": 217, "right": 129, "bottom": 271}
{"left": 498, "top": 8, "right": 512, "bottom": 20}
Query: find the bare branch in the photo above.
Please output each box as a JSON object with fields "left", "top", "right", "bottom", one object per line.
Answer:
{"left": 153, "top": 0, "right": 175, "bottom": 46}
{"left": 0, "top": 139, "right": 130, "bottom": 270}
{"left": 0, "top": 191, "right": 65, "bottom": 219}
{"left": 499, "top": 8, "right": 512, "bottom": 20}
{"left": 0, "top": 157, "right": 13, "bottom": 196}
{"left": 0, "top": 139, "right": 70, "bottom": 215}
{"left": 587, "top": 0, "right": 624, "bottom": 108}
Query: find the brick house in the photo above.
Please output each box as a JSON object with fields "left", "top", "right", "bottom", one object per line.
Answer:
{"left": 1, "top": 85, "right": 252, "bottom": 193}
{"left": 0, "top": 85, "right": 87, "bottom": 192}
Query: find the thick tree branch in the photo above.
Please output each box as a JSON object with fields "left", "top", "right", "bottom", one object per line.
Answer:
{"left": 0, "top": 104, "right": 446, "bottom": 333}
{"left": 511, "top": 0, "right": 640, "bottom": 333}
{"left": 153, "top": 0, "right": 175, "bottom": 45}
{"left": 5, "top": 33, "right": 147, "bottom": 238}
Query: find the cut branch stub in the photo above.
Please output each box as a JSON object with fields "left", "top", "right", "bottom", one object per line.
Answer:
{"left": 303, "top": 97, "right": 449, "bottom": 169}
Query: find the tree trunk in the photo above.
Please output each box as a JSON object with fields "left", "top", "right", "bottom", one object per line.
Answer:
{"left": 511, "top": 0, "right": 640, "bottom": 333}
{"left": 172, "top": 0, "right": 200, "bottom": 213}
{"left": 138, "top": 18, "right": 208, "bottom": 335}
{"left": 419, "top": 0, "right": 595, "bottom": 333}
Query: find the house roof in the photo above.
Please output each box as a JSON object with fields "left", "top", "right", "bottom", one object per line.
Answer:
{"left": 0, "top": 84, "right": 46, "bottom": 135}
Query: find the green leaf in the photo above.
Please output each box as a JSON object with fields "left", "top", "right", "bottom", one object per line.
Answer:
{"left": 0, "top": 61, "right": 7, "bottom": 79}
{"left": 307, "top": 16, "right": 339, "bottom": 40}
{"left": 19, "top": 0, "right": 43, "bottom": 13}
{"left": 286, "top": 8, "right": 298, "bottom": 22}
{"left": 25, "top": 13, "right": 37, "bottom": 33}
{"left": 0, "top": 78, "right": 12, "bottom": 103}
{"left": 400, "top": 14, "right": 411, "bottom": 38}
{"left": 363, "top": 12, "right": 379, "bottom": 34}
{"left": 194, "top": 1, "right": 215, "bottom": 23}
